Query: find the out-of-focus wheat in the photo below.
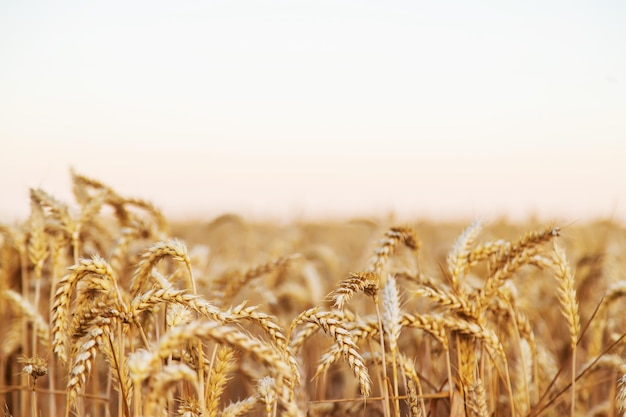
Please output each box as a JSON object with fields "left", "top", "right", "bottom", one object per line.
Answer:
{"left": 3, "top": 171, "right": 625, "bottom": 417}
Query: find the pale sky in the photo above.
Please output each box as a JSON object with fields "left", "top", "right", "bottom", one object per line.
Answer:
{"left": 1, "top": 1, "right": 625, "bottom": 224}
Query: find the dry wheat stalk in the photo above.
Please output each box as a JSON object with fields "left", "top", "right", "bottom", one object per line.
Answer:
{"left": 382, "top": 274, "right": 402, "bottom": 415}
{"left": 227, "top": 302, "right": 289, "bottom": 351}
{"left": 27, "top": 196, "right": 49, "bottom": 279}
{"left": 147, "top": 319, "right": 297, "bottom": 414}
{"left": 70, "top": 299, "right": 130, "bottom": 340}
{"left": 205, "top": 346, "right": 236, "bottom": 417}
{"left": 311, "top": 315, "right": 381, "bottom": 379}
{"left": 398, "top": 352, "right": 427, "bottom": 417}
{"left": 506, "top": 226, "right": 561, "bottom": 258}
{"left": 447, "top": 221, "right": 482, "bottom": 290}
{"left": 27, "top": 195, "right": 50, "bottom": 363}
{"left": 131, "top": 286, "right": 225, "bottom": 323}
{"left": 550, "top": 242, "right": 580, "bottom": 417}
{"left": 350, "top": 317, "right": 383, "bottom": 342}
{"left": 474, "top": 227, "right": 559, "bottom": 315}
{"left": 443, "top": 317, "right": 504, "bottom": 358}
{"left": 311, "top": 315, "right": 379, "bottom": 382}
{"left": 290, "top": 307, "right": 371, "bottom": 396}
{"left": 550, "top": 243, "right": 581, "bottom": 349}
{"left": 97, "top": 323, "right": 132, "bottom": 415}
{"left": 331, "top": 271, "right": 379, "bottom": 310}
{"left": 406, "top": 377, "right": 423, "bottom": 417}
{"left": 5, "top": 171, "right": 624, "bottom": 417}
{"left": 227, "top": 303, "right": 299, "bottom": 381}
{"left": 367, "top": 226, "right": 419, "bottom": 277}
{"left": 477, "top": 227, "right": 559, "bottom": 307}
{"left": 329, "top": 227, "right": 418, "bottom": 313}
{"left": 51, "top": 255, "right": 123, "bottom": 363}
{"left": 465, "top": 239, "right": 510, "bottom": 268}
{"left": 382, "top": 275, "right": 401, "bottom": 355}
{"left": 131, "top": 286, "right": 292, "bottom": 369}
{"left": 413, "top": 285, "right": 474, "bottom": 317}
{"left": 400, "top": 313, "right": 449, "bottom": 347}
{"left": 130, "top": 239, "right": 193, "bottom": 297}
{"left": 456, "top": 334, "right": 479, "bottom": 402}
{"left": 314, "top": 310, "right": 453, "bottom": 382}
{"left": 66, "top": 319, "right": 111, "bottom": 412}
{"left": 466, "top": 378, "right": 489, "bottom": 417}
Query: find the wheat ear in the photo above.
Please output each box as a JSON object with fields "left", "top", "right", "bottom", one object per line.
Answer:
{"left": 205, "top": 346, "right": 236, "bottom": 417}
{"left": 447, "top": 220, "right": 482, "bottom": 290}
{"left": 331, "top": 271, "right": 378, "bottom": 310}
{"left": 130, "top": 239, "right": 193, "bottom": 297}
{"left": 475, "top": 226, "right": 560, "bottom": 314}
{"left": 51, "top": 255, "right": 120, "bottom": 363}
{"left": 382, "top": 274, "right": 402, "bottom": 415}
{"left": 551, "top": 242, "right": 580, "bottom": 417}
{"left": 368, "top": 226, "right": 419, "bottom": 275}
{"left": 291, "top": 307, "right": 371, "bottom": 396}
{"left": 148, "top": 319, "right": 297, "bottom": 414}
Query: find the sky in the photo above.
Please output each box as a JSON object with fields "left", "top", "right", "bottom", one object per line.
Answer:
{"left": 1, "top": 1, "right": 625, "bottom": 224}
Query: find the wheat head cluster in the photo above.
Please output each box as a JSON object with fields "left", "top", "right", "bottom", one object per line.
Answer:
{"left": 2, "top": 171, "right": 626, "bottom": 417}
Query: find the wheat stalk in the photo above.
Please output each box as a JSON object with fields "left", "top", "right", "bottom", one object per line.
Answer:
{"left": 148, "top": 319, "right": 298, "bottom": 415}
{"left": 130, "top": 239, "right": 193, "bottom": 297}
{"left": 205, "top": 346, "right": 235, "bottom": 417}
{"left": 51, "top": 255, "right": 123, "bottom": 363}
{"left": 447, "top": 220, "right": 482, "bottom": 290}
{"left": 290, "top": 307, "right": 371, "bottom": 396}
{"left": 550, "top": 242, "right": 580, "bottom": 417}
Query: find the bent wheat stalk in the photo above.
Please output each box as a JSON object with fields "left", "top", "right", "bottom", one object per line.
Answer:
{"left": 290, "top": 307, "right": 371, "bottom": 397}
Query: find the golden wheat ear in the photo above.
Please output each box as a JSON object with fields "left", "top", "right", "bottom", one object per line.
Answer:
{"left": 51, "top": 255, "right": 121, "bottom": 363}
{"left": 331, "top": 271, "right": 378, "bottom": 310}
{"left": 291, "top": 307, "right": 371, "bottom": 396}
{"left": 129, "top": 239, "right": 193, "bottom": 297}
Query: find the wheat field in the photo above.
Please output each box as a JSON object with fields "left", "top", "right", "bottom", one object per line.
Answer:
{"left": 1, "top": 170, "right": 626, "bottom": 417}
